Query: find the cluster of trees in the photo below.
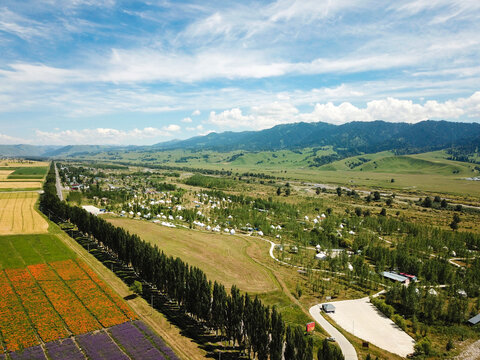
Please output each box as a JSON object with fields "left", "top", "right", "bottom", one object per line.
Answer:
{"left": 185, "top": 174, "right": 235, "bottom": 189}
{"left": 42, "top": 164, "right": 319, "bottom": 359}
{"left": 153, "top": 181, "right": 177, "bottom": 192}
{"left": 384, "top": 282, "right": 474, "bottom": 326}
{"left": 317, "top": 339, "right": 345, "bottom": 360}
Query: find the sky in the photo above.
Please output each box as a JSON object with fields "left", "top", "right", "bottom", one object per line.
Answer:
{"left": 0, "top": 0, "right": 480, "bottom": 145}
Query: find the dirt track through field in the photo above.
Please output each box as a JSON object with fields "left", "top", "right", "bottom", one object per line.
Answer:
{"left": 0, "top": 192, "right": 48, "bottom": 234}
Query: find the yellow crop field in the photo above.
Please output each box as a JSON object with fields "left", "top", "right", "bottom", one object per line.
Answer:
{"left": 0, "top": 160, "right": 49, "bottom": 167}
{"left": 0, "top": 181, "right": 43, "bottom": 189}
{"left": 0, "top": 170, "right": 14, "bottom": 180}
{"left": 0, "top": 192, "right": 48, "bottom": 234}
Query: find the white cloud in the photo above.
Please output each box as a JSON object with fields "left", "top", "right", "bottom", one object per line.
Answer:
{"left": 182, "top": 117, "right": 193, "bottom": 123}
{"left": 209, "top": 102, "right": 298, "bottom": 130}
{"left": 0, "top": 63, "right": 88, "bottom": 84}
{"left": 0, "top": 132, "right": 30, "bottom": 144}
{"left": 164, "top": 124, "right": 181, "bottom": 132}
{"left": 34, "top": 127, "right": 175, "bottom": 145}
{"left": 0, "top": 8, "right": 48, "bottom": 40}
{"left": 208, "top": 92, "right": 480, "bottom": 129}
{"left": 192, "top": 109, "right": 201, "bottom": 116}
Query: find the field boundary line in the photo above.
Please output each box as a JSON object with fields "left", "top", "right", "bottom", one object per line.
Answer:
{"left": 104, "top": 328, "right": 134, "bottom": 360}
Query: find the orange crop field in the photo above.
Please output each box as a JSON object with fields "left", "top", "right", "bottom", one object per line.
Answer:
{"left": 77, "top": 260, "right": 138, "bottom": 320}
{"left": 0, "top": 259, "right": 137, "bottom": 352}
{"left": 29, "top": 262, "right": 102, "bottom": 335}
{"left": 0, "top": 271, "right": 38, "bottom": 351}
{"left": 5, "top": 268, "right": 69, "bottom": 343}
{"left": 51, "top": 259, "right": 129, "bottom": 327}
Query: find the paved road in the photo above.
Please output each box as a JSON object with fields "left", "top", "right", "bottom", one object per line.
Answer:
{"left": 309, "top": 305, "right": 358, "bottom": 360}
{"left": 54, "top": 162, "right": 63, "bottom": 201}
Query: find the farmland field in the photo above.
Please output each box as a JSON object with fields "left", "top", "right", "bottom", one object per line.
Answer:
{"left": 0, "top": 192, "right": 48, "bottom": 234}
{"left": 7, "top": 167, "right": 48, "bottom": 180}
{"left": 106, "top": 216, "right": 277, "bottom": 293}
{"left": 0, "top": 234, "right": 75, "bottom": 269}
{"left": 0, "top": 182, "right": 43, "bottom": 189}
{"left": 0, "top": 160, "right": 49, "bottom": 168}
{"left": 4, "top": 320, "right": 178, "bottom": 360}
{"left": 0, "top": 258, "right": 137, "bottom": 352}
{"left": 0, "top": 170, "right": 14, "bottom": 180}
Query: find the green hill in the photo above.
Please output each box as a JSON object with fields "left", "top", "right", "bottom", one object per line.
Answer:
{"left": 357, "top": 155, "right": 468, "bottom": 175}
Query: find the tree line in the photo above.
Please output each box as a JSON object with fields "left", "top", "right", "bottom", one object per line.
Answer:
{"left": 42, "top": 164, "right": 327, "bottom": 360}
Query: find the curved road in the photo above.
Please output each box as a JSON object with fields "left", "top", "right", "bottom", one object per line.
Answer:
{"left": 263, "top": 238, "right": 358, "bottom": 359}
{"left": 309, "top": 305, "right": 358, "bottom": 360}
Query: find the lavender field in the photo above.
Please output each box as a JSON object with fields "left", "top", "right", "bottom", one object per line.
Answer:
{"left": 46, "top": 338, "right": 85, "bottom": 360}
{"left": 1, "top": 321, "right": 177, "bottom": 360}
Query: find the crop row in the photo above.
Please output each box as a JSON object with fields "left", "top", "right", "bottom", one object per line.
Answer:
{"left": 4, "top": 321, "right": 177, "bottom": 360}
{"left": 51, "top": 259, "right": 129, "bottom": 327}
{"left": 0, "top": 272, "right": 38, "bottom": 352}
{"left": 5, "top": 268, "right": 69, "bottom": 343}
{"left": 0, "top": 259, "right": 136, "bottom": 353}
{"left": 76, "top": 259, "right": 137, "bottom": 320}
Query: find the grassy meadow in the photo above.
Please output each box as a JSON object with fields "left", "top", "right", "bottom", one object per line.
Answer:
{"left": 106, "top": 216, "right": 277, "bottom": 293}
{"left": 76, "top": 148, "right": 480, "bottom": 197}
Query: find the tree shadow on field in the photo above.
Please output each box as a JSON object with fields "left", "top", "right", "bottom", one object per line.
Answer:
{"left": 73, "top": 231, "right": 247, "bottom": 359}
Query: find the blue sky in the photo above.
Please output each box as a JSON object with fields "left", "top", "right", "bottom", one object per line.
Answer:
{"left": 0, "top": 0, "right": 479, "bottom": 145}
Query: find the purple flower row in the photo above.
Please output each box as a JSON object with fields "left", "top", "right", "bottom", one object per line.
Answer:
{"left": 133, "top": 321, "right": 180, "bottom": 360}
{"left": 109, "top": 322, "right": 166, "bottom": 360}
{"left": 46, "top": 338, "right": 85, "bottom": 360}
{"left": 4, "top": 321, "right": 178, "bottom": 360}
{"left": 77, "top": 331, "right": 129, "bottom": 360}
{"left": 9, "top": 345, "right": 45, "bottom": 360}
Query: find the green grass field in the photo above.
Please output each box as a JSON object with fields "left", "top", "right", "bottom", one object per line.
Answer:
{"left": 0, "top": 234, "right": 76, "bottom": 269}
{"left": 6, "top": 166, "right": 48, "bottom": 179}
{"left": 76, "top": 147, "right": 480, "bottom": 197}
{"left": 105, "top": 216, "right": 277, "bottom": 293}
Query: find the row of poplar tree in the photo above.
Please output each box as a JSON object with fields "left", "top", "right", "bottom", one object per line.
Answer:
{"left": 42, "top": 164, "right": 332, "bottom": 360}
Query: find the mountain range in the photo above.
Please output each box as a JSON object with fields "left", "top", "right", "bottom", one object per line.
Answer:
{"left": 1, "top": 120, "right": 480, "bottom": 158}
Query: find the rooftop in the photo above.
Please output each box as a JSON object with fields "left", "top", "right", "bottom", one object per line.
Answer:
{"left": 382, "top": 271, "right": 409, "bottom": 282}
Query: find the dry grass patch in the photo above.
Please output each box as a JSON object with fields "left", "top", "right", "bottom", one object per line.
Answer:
{"left": 107, "top": 216, "right": 277, "bottom": 293}
{"left": 0, "top": 192, "right": 48, "bottom": 234}
{"left": 0, "top": 181, "right": 43, "bottom": 189}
